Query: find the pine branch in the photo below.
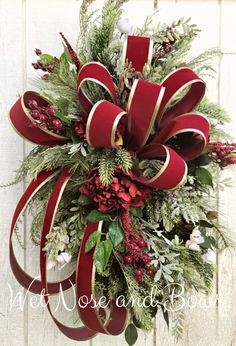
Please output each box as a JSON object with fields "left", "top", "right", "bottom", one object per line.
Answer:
{"left": 98, "top": 150, "right": 116, "bottom": 185}
{"left": 88, "top": 0, "right": 128, "bottom": 73}
{"left": 116, "top": 148, "right": 133, "bottom": 171}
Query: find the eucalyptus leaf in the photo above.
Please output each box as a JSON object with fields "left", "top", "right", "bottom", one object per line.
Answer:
{"left": 125, "top": 324, "right": 138, "bottom": 346}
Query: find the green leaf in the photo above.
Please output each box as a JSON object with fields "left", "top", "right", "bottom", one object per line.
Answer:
{"left": 102, "top": 238, "right": 113, "bottom": 269}
{"left": 63, "top": 43, "right": 73, "bottom": 64}
{"left": 200, "top": 236, "right": 217, "bottom": 249}
{"left": 93, "top": 242, "right": 104, "bottom": 273}
{"left": 195, "top": 167, "right": 213, "bottom": 187}
{"left": 93, "top": 238, "right": 113, "bottom": 273}
{"left": 86, "top": 210, "right": 110, "bottom": 222}
{"left": 199, "top": 220, "right": 214, "bottom": 228}
{"left": 161, "top": 305, "right": 169, "bottom": 329}
{"left": 125, "top": 324, "right": 138, "bottom": 346}
{"left": 108, "top": 220, "right": 124, "bottom": 247}
{"left": 132, "top": 316, "right": 142, "bottom": 329}
{"left": 85, "top": 231, "right": 101, "bottom": 253}
{"left": 70, "top": 132, "right": 81, "bottom": 144}
{"left": 130, "top": 206, "right": 143, "bottom": 218}
{"left": 78, "top": 195, "right": 93, "bottom": 206}
{"left": 39, "top": 53, "right": 55, "bottom": 65}
{"left": 195, "top": 154, "right": 213, "bottom": 166}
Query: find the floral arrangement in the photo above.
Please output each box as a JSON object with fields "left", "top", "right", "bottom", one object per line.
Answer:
{"left": 6, "top": 0, "right": 236, "bottom": 344}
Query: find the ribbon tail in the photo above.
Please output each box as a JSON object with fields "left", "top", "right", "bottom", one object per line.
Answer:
{"left": 39, "top": 168, "right": 97, "bottom": 341}
{"left": 9, "top": 169, "right": 75, "bottom": 294}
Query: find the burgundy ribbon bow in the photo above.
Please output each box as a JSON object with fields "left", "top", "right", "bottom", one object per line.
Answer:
{"left": 9, "top": 35, "right": 210, "bottom": 341}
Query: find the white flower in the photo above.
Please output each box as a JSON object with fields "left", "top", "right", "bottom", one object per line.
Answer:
{"left": 57, "top": 252, "right": 72, "bottom": 270}
{"left": 46, "top": 258, "right": 57, "bottom": 270}
{"left": 117, "top": 18, "right": 133, "bottom": 34}
{"left": 186, "top": 240, "right": 201, "bottom": 252}
{"left": 203, "top": 249, "right": 216, "bottom": 264}
{"left": 190, "top": 227, "right": 204, "bottom": 244}
{"left": 47, "top": 252, "right": 72, "bottom": 271}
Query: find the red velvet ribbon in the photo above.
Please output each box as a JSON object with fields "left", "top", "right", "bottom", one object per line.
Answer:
{"left": 76, "top": 37, "right": 210, "bottom": 190}
{"left": 122, "top": 35, "right": 153, "bottom": 72}
{"left": 9, "top": 35, "right": 211, "bottom": 341}
{"left": 9, "top": 92, "right": 69, "bottom": 146}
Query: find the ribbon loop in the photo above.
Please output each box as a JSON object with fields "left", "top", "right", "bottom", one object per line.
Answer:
{"left": 77, "top": 62, "right": 117, "bottom": 113}
{"left": 138, "top": 144, "right": 187, "bottom": 190}
{"left": 122, "top": 35, "right": 153, "bottom": 72}
{"left": 153, "top": 113, "right": 210, "bottom": 161}
{"left": 86, "top": 100, "right": 127, "bottom": 148}
{"left": 159, "top": 68, "right": 206, "bottom": 127}
{"left": 9, "top": 92, "right": 69, "bottom": 145}
{"left": 127, "top": 79, "right": 165, "bottom": 149}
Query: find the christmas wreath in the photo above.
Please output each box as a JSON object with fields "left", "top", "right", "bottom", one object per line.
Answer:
{"left": 7, "top": 0, "right": 236, "bottom": 344}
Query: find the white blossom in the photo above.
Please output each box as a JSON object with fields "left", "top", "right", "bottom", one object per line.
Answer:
{"left": 203, "top": 249, "right": 216, "bottom": 264}
{"left": 117, "top": 18, "right": 133, "bottom": 34}
{"left": 186, "top": 240, "right": 201, "bottom": 252}
{"left": 190, "top": 227, "right": 204, "bottom": 244}
{"left": 47, "top": 252, "right": 72, "bottom": 271}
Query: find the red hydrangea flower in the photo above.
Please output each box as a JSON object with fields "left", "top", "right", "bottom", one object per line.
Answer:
{"left": 79, "top": 167, "right": 151, "bottom": 213}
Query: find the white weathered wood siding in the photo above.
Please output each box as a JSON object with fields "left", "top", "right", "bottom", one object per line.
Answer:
{"left": 1, "top": 0, "right": 236, "bottom": 345}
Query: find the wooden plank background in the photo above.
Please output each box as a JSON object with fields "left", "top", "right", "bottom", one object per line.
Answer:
{"left": 0, "top": 0, "right": 236, "bottom": 345}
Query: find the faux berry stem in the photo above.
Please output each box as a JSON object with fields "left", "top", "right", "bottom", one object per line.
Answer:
{"left": 59, "top": 32, "right": 81, "bottom": 71}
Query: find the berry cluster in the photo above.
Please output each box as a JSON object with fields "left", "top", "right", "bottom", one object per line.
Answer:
{"left": 32, "top": 48, "right": 57, "bottom": 80}
{"left": 74, "top": 116, "right": 87, "bottom": 139}
{"left": 121, "top": 209, "right": 154, "bottom": 284}
{"left": 208, "top": 142, "right": 236, "bottom": 168}
{"left": 27, "top": 99, "right": 62, "bottom": 135}
{"left": 152, "top": 41, "right": 175, "bottom": 64}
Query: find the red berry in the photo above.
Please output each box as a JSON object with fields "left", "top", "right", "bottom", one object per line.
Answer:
{"left": 31, "top": 110, "right": 40, "bottom": 119}
{"left": 130, "top": 244, "right": 140, "bottom": 252}
{"left": 31, "top": 120, "right": 38, "bottom": 128}
{"left": 40, "top": 123, "right": 49, "bottom": 130}
{"left": 46, "top": 64, "right": 54, "bottom": 73}
{"left": 32, "top": 62, "right": 39, "bottom": 70}
{"left": 220, "top": 160, "right": 228, "bottom": 168}
{"left": 35, "top": 48, "right": 42, "bottom": 56}
{"left": 41, "top": 74, "right": 49, "bottom": 81}
{"left": 28, "top": 100, "right": 38, "bottom": 110}
{"left": 39, "top": 114, "right": 47, "bottom": 122}
{"left": 135, "top": 268, "right": 142, "bottom": 276}
{"left": 141, "top": 253, "right": 151, "bottom": 265}
{"left": 137, "top": 239, "right": 147, "bottom": 248}
{"left": 146, "top": 268, "right": 154, "bottom": 277}
{"left": 124, "top": 254, "right": 133, "bottom": 265}
{"left": 52, "top": 118, "right": 62, "bottom": 129}
{"left": 47, "top": 105, "right": 57, "bottom": 117}
{"left": 230, "top": 157, "right": 236, "bottom": 164}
